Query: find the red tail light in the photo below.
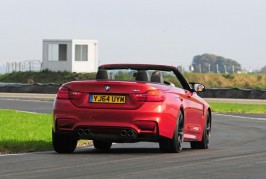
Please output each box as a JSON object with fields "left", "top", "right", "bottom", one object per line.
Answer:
{"left": 57, "top": 87, "right": 69, "bottom": 99}
{"left": 69, "top": 91, "right": 83, "bottom": 100}
{"left": 132, "top": 90, "right": 165, "bottom": 102}
{"left": 146, "top": 90, "right": 165, "bottom": 102}
{"left": 57, "top": 87, "right": 82, "bottom": 100}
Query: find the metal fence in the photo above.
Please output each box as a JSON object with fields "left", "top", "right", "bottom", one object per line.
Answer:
{"left": 5, "top": 60, "right": 42, "bottom": 73}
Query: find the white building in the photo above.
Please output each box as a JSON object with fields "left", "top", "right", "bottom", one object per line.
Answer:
{"left": 42, "top": 39, "right": 98, "bottom": 73}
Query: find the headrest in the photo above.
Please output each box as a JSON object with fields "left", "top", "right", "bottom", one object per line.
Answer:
{"left": 135, "top": 70, "right": 150, "bottom": 82}
{"left": 151, "top": 71, "right": 164, "bottom": 83}
{"left": 96, "top": 69, "right": 109, "bottom": 80}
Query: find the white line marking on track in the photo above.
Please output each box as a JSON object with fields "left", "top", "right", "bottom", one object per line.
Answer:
{"left": 0, "top": 153, "right": 26, "bottom": 157}
{"left": 0, "top": 98, "right": 52, "bottom": 102}
{"left": 213, "top": 113, "right": 266, "bottom": 121}
{"left": 14, "top": 110, "right": 45, "bottom": 114}
{"left": 0, "top": 109, "right": 45, "bottom": 115}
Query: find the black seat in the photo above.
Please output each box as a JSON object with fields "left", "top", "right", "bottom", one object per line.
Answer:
{"left": 96, "top": 69, "right": 109, "bottom": 80}
{"left": 151, "top": 71, "right": 164, "bottom": 83}
{"left": 135, "top": 70, "right": 150, "bottom": 82}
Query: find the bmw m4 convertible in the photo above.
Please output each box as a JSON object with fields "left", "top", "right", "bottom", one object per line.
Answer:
{"left": 52, "top": 64, "right": 212, "bottom": 153}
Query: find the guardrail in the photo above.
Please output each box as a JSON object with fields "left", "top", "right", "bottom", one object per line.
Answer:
{"left": 0, "top": 83, "right": 60, "bottom": 94}
{"left": 198, "top": 88, "right": 266, "bottom": 99}
{"left": 0, "top": 83, "right": 265, "bottom": 99}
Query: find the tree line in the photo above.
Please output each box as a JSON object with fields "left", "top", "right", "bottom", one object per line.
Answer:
{"left": 190, "top": 54, "right": 242, "bottom": 73}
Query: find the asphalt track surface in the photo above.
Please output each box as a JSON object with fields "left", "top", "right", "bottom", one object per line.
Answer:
{"left": 0, "top": 99, "right": 266, "bottom": 178}
{"left": 0, "top": 98, "right": 54, "bottom": 113}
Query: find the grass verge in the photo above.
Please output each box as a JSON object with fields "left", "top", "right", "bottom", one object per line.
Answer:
{"left": 0, "top": 109, "right": 53, "bottom": 154}
{"left": 0, "top": 109, "right": 92, "bottom": 154}
{"left": 209, "top": 102, "right": 266, "bottom": 114}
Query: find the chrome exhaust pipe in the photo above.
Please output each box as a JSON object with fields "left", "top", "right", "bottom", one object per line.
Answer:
{"left": 121, "top": 130, "right": 127, "bottom": 136}
{"left": 84, "top": 129, "right": 90, "bottom": 135}
{"left": 127, "top": 130, "right": 135, "bottom": 137}
{"left": 78, "top": 129, "right": 84, "bottom": 136}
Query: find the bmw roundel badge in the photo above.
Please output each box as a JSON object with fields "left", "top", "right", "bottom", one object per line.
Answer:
{"left": 105, "top": 85, "right": 110, "bottom": 91}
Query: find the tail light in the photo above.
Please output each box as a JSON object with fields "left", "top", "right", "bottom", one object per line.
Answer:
{"left": 132, "top": 90, "right": 165, "bottom": 102}
{"left": 56, "top": 87, "right": 82, "bottom": 100}
{"left": 69, "top": 91, "right": 83, "bottom": 99}
{"left": 56, "top": 87, "right": 69, "bottom": 99}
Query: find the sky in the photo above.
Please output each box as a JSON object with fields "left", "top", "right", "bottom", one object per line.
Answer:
{"left": 0, "top": 0, "right": 265, "bottom": 73}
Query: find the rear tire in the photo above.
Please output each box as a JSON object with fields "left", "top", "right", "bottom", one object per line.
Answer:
{"left": 52, "top": 130, "right": 77, "bottom": 153}
{"left": 190, "top": 112, "right": 211, "bottom": 149}
{"left": 159, "top": 111, "right": 184, "bottom": 153}
{"left": 93, "top": 140, "right": 112, "bottom": 151}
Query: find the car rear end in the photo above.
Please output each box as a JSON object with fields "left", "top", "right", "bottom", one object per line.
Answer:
{"left": 53, "top": 80, "right": 176, "bottom": 144}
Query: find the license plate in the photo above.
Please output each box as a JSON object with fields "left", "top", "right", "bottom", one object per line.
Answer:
{"left": 89, "top": 95, "right": 126, "bottom": 104}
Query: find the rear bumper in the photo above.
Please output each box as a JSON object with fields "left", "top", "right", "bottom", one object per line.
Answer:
{"left": 55, "top": 127, "right": 160, "bottom": 143}
{"left": 53, "top": 99, "right": 177, "bottom": 140}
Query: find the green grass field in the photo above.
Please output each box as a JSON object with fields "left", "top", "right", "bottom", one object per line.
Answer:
{"left": 0, "top": 110, "right": 52, "bottom": 154}
{"left": 209, "top": 102, "right": 266, "bottom": 114}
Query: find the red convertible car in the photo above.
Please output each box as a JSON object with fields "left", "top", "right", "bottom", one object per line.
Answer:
{"left": 52, "top": 64, "right": 211, "bottom": 153}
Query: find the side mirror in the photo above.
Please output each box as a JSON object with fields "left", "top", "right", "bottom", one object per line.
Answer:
{"left": 190, "top": 83, "right": 206, "bottom": 92}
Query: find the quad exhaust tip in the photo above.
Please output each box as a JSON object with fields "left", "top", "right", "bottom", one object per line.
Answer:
{"left": 120, "top": 129, "right": 135, "bottom": 137}
{"left": 78, "top": 129, "right": 84, "bottom": 135}
{"left": 84, "top": 129, "right": 90, "bottom": 135}
{"left": 127, "top": 130, "right": 135, "bottom": 137}
{"left": 78, "top": 129, "right": 90, "bottom": 136}
{"left": 78, "top": 128, "right": 135, "bottom": 137}
{"left": 120, "top": 130, "right": 127, "bottom": 136}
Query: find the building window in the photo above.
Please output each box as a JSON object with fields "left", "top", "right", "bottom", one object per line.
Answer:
{"left": 48, "top": 44, "right": 67, "bottom": 61}
{"left": 75, "top": 45, "right": 88, "bottom": 61}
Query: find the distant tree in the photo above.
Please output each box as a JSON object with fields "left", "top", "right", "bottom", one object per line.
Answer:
{"left": 259, "top": 65, "right": 266, "bottom": 74}
{"left": 191, "top": 54, "right": 241, "bottom": 73}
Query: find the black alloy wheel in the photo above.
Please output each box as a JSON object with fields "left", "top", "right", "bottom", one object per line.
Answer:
{"left": 190, "top": 112, "right": 211, "bottom": 149}
{"left": 52, "top": 130, "right": 77, "bottom": 153}
{"left": 159, "top": 111, "right": 184, "bottom": 153}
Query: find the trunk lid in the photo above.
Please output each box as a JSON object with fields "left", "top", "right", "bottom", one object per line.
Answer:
{"left": 63, "top": 80, "right": 170, "bottom": 110}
